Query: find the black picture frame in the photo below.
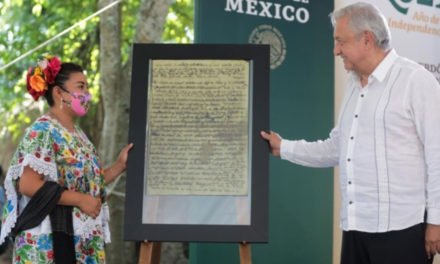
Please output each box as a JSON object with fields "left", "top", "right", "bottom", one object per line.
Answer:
{"left": 124, "top": 44, "right": 269, "bottom": 243}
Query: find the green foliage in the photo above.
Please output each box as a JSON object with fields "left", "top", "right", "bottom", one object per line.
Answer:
{"left": 164, "top": 0, "right": 194, "bottom": 43}
{"left": 0, "top": 0, "right": 194, "bottom": 142}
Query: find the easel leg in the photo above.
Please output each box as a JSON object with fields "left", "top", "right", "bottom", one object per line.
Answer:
{"left": 239, "top": 242, "right": 252, "bottom": 264}
{"left": 138, "top": 241, "right": 162, "bottom": 264}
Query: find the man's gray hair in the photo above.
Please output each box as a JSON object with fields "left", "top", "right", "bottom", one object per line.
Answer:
{"left": 330, "top": 2, "right": 391, "bottom": 51}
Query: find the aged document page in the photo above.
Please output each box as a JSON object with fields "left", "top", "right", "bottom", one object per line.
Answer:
{"left": 146, "top": 60, "right": 250, "bottom": 195}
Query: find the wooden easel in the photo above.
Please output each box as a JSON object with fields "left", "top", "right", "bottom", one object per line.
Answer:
{"left": 138, "top": 241, "right": 162, "bottom": 264}
{"left": 239, "top": 242, "right": 252, "bottom": 264}
{"left": 138, "top": 241, "right": 252, "bottom": 264}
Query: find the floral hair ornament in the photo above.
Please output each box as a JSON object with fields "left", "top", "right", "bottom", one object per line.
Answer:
{"left": 26, "top": 54, "right": 62, "bottom": 101}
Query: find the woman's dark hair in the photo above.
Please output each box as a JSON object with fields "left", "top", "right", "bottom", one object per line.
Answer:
{"left": 44, "top": 62, "right": 84, "bottom": 106}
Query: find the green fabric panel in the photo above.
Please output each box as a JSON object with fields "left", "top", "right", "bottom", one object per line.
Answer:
{"left": 191, "top": 1, "right": 335, "bottom": 263}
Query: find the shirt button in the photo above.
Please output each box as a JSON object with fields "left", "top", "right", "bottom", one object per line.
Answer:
{"left": 350, "top": 136, "right": 354, "bottom": 140}
{"left": 348, "top": 181, "right": 352, "bottom": 184}
{"left": 354, "top": 114, "right": 358, "bottom": 118}
{"left": 349, "top": 201, "right": 353, "bottom": 205}
{"left": 347, "top": 158, "right": 351, "bottom": 162}
{"left": 360, "top": 94, "right": 365, "bottom": 98}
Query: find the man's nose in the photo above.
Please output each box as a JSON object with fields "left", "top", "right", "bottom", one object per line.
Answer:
{"left": 333, "top": 45, "right": 341, "bottom": 56}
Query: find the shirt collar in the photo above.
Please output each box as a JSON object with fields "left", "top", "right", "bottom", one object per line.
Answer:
{"left": 348, "top": 49, "right": 398, "bottom": 85}
{"left": 370, "top": 49, "right": 398, "bottom": 83}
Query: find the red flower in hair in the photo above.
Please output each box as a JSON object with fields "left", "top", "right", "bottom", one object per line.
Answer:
{"left": 43, "top": 56, "right": 61, "bottom": 84}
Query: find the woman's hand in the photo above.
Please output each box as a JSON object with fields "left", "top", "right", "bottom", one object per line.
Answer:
{"left": 104, "top": 143, "right": 134, "bottom": 184}
{"left": 117, "top": 143, "right": 134, "bottom": 167}
{"left": 77, "top": 194, "right": 102, "bottom": 219}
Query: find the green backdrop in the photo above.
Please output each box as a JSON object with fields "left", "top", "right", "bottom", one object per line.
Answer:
{"left": 191, "top": 1, "right": 335, "bottom": 263}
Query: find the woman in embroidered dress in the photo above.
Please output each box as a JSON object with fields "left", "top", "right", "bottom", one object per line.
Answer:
{"left": 0, "top": 55, "right": 133, "bottom": 264}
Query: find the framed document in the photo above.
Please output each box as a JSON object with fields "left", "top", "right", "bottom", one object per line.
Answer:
{"left": 124, "top": 44, "right": 269, "bottom": 242}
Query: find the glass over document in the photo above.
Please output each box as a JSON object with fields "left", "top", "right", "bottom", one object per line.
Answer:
{"left": 145, "top": 59, "right": 252, "bottom": 196}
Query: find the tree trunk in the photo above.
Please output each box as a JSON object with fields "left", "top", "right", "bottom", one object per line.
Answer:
{"left": 98, "top": 0, "right": 132, "bottom": 263}
{"left": 99, "top": 0, "right": 175, "bottom": 263}
{"left": 98, "top": 0, "right": 121, "bottom": 163}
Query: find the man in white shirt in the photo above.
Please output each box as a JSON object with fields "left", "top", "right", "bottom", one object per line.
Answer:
{"left": 261, "top": 2, "right": 440, "bottom": 264}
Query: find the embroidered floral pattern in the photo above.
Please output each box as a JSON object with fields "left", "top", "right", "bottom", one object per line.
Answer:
{"left": 1, "top": 115, "right": 108, "bottom": 264}
{"left": 13, "top": 232, "right": 105, "bottom": 263}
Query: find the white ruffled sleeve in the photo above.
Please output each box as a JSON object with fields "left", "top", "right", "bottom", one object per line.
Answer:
{"left": 0, "top": 118, "right": 57, "bottom": 244}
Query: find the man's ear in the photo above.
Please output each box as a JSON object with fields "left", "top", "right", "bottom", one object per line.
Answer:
{"left": 363, "top": 31, "right": 375, "bottom": 47}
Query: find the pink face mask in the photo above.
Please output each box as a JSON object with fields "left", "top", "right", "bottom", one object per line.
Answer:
{"left": 69, "top": 92, "right": 91, "bottom": 116}
{"left": 61, "top": 90, "right": 91, "bottom": 117}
